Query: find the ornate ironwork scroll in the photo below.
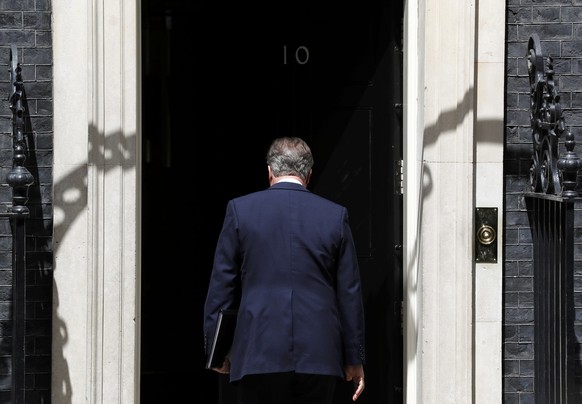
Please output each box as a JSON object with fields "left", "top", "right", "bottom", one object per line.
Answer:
{"left": 527, "top": 34, "right": 582, "bottom": 197}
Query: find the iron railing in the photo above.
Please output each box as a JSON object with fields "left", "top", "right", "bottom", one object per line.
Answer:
{"left": 525, "top": 34, "right": 582, "bottom": 403}
{"left": 4, "top": 44, "right": 34, "bottom": 404}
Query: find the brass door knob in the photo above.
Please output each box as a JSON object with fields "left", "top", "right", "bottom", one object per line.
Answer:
{"left": 477, "top": 225, "right": 496, "bottom": 245}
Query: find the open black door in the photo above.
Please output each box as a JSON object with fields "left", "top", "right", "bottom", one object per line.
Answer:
{"left": 141, "top": 1, "right": 403, "bottom": 403}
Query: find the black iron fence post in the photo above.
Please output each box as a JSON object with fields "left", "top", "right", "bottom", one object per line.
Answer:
{"left": 5, "top": 44, "right": 34, "bottom": 404}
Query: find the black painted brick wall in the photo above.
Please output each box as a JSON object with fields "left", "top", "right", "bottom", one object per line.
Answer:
{"left": 0, "top": 0, "right": 52, "bottom": 403}
{"left": 505, "top": 1, "right": 582, "bottom": 403}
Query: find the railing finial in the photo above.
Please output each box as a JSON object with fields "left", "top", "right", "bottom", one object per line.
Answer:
{"left": 7, "top": 45, "right": 33, "bottom": 214}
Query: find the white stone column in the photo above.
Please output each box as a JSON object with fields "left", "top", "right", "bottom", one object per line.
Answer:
{"left": 474, "top": 0, "right": 506, "bottom": 402}
{"left": 405, "top": 0, "right": 505, "bottom": 402}
{"left": 420, "top": 32, "right": 475, "bottom": 400}
{"left": 406, "top": 0, "right": 477, "bottom": 402}
{"left": 52, "top": 0, "right": 141, "bottom": 403}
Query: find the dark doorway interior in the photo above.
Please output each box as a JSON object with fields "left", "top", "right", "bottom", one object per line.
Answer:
{"left": 141, "top": 1, "right": 403, "bottom": 403}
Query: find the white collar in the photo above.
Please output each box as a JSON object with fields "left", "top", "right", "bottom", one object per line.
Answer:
{"left": 273, "top": 177, "right": 303, "bottom": 186}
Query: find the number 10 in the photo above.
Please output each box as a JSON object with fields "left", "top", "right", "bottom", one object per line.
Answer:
{"left": 283, "top": 45, "right": 309, "bottom": 65}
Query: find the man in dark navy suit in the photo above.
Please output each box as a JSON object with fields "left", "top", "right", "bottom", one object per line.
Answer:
{"left": 204, "top": 137, "right": 366, "bottom": 403}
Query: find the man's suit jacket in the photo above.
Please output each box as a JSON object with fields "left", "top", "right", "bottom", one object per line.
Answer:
{"left": 204, "top": 181, "right": 365, "bottom": 383}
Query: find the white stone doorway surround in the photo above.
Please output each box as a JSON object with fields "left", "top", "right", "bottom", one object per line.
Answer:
{"left": 51, "top": 0, "right": 505, "bottom": 403}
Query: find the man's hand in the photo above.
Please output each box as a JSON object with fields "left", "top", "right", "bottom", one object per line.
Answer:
{"left": 345, "top": 364, "right": 365, "bottom": 401}
{"left": 212, "top": 358, "right": 231, "bottom": 374}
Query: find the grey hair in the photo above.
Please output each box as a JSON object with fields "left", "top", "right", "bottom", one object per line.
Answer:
{"left": 266, "top": 137, "right": 314, "bottom": 182}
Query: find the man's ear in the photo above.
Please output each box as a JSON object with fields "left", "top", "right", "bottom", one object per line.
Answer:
{"left": 305, "top": 169, "right": 312, "bottom": 185}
